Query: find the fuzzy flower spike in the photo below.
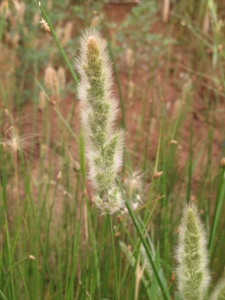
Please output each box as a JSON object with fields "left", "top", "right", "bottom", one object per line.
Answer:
{"left": 176, "top": 204, "right": 211, "bottom": 300}
{"left": 76, "top": 30, "right": 124, "bottom": 215}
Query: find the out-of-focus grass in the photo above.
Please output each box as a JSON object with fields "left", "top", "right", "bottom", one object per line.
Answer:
{"left": 0, "top": 0, "right": 225, "bottom": 299}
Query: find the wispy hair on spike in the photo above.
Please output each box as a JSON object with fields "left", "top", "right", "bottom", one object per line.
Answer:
{"left": 175, "top": 203, "right": 211, "bottom": 300}
{"left": 76, "top": 30, "right": 124, "bottom": 215}
{"left": 210, "top": 277, "right": 225, "bottom": 300}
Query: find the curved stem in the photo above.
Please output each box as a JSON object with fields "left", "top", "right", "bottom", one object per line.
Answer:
{"left": 116, "top": 179, "right": 170, "bottom": 300}
{"left": 37, "top": 1, "right": 79, "bottom": 85}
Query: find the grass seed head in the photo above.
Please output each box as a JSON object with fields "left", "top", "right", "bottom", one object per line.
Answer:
{"left": 175, "top": 203, "right": 210, "bottom": 300}
{"left": 210, "top": 277, "right": 225, "bottom": 300}
{"left": 44, "top": 65, "right": 60, "bottom": 100}
{"left": 221, "top": 157, "right": 225, "bottom": 167}
{"left": 76, "top": 30, "right": 124, "bottom": 215}
{"left": 57, "top": 66, "right": 66, "bottom": 91}
{"left": 40, "top": 18, "right": 51, "bottom": 35}
{"left": 38, "top": 90, "right": 46, "bottom": 112}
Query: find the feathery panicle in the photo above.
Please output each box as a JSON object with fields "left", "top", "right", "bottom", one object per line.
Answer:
{"left": 210, "top": 277, "right": 225, "bottom": 300}
{"left": 76, "top": 30, "right": 124, "bottom": 215}
{"left": 0, "top": 128, "right": 36, "bottom": 155}
{"left": 176, "top": 203, "right": 210, "bottom": 300}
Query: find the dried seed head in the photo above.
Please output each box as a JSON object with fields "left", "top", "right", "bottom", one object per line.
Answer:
{"left": 4, "top": 109, "right": 9, "bottom": 117}
{"left": 28, "top": 255, "right": 36, "bottom": 260}
{"left": 38, "top": 90, "right": 46, "bottom": 112}
{"left": 44, "top": 65, "right": 59, "bottom": 100}
{"left": 40, "top": 18, "right": 51, "bottom": 35}
{"left": 90, "top": 15, "right": 101, "bottom": 28}
{"left": 153, "top": 171, "right": 163, "bottom": 179}
{"left": 0, "top": 128, "right": 34, "bottom": 155}
{"left": 61, "top": 22, "right": 73, "bottom": 47}
{"left": 57, "top": 66, "right": 66, "bottom": 91}
{"left": 218, "top": 44, "right": 223, "bottom": 54}
{"left": 13, "top": 0, "right": 25, "bottom": 23}
{"left": 169, "top": 139, "right": 178, "bottom": 145}
{"left": 127, "top": 80, "right": 135, "bottom": 100}
{"left": 124, "top": 170, "right": 143, "bottom": 199}
{"left": 221, "top": 157, "right": 225, "bottom": 167}
{"left": 44, "top": 65, "right": 56, "bottom": 89}
{"left": 125, "top": 48, "right": 135, "bottom": 68}
{"left": 57, "top": 171, "right": 62, "bottom": 180}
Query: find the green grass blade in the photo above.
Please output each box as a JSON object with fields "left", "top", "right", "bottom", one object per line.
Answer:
{"left": 119, "top": 181, "right": 170, "bottom": 300}
{"left": 208, "top": 164, "right": 225, "bottom": 254}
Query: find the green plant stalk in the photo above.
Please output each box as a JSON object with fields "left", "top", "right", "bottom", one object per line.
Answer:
{"left": 11, "top": 202, "right": 27, "bottom": 260}
{"left": 35, "top": 79, "right": 78, "bottom": 143}
{"left": 0, "top": 4, "right": 7, "bottom": 41}
{"left": 157, "top": 83, "right": 169, "bottom": 268}
{"left": 64, "top": 175, "right": 81, "bottom": 297}
{"left": 109, "top": 216, "right": 120, "bottom": 300}
{"left": 6, "top": 256, "right": 29, "bottom": 276}
{"left": 67, "top": 199, "right": 82, "bottom": 298}
{"left": 27, "top": 188, "right": 52, "bottom": 283}
{"left": 0, "top": 290, "right": 8, "bottom": 300}
{"left": 208, "top": 166, "right": 225, "bottom": 254}
{"left": 54, "top": 106, "right": 78, "bottom": 143}
{"left": 37, "top": 1, "right": 79, "bottom": 85}
{"left": 118, "top": 182, "right": 169, "bottom": 300}
{"left": 186, "top": 96, "right": 193, "bottom": 204}
{"left": 100, "top": 216, "right": 111, "bottom": 297}
{"left": 18, "top": 266, "right": 30, "bottom": 300}
{"left": 144, "top": 122, "right": 163, "bottom": 227}
{"left": 44, "top": 180, "right": 60, "bottom": 267}
{"left": 87, "top": 209, "right": 101, "bottom": 298}
{"left": 145, "top": 120, "right": 162, "bottom": 210}
{"left": 3, "top": 213, "right": 15, "bottom": 300}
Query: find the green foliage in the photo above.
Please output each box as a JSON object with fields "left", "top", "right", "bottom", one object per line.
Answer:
{"left": 115, "top": 0, "right": 174, "bottom": 66}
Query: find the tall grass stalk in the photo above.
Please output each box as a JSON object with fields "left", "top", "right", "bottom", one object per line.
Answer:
{"left": 37, "top": 1, "right": 79, "bottom": 85}
{"left": 119, "top": 179, "right": 170, "bottom": 300}
{"left": 110, "top": 216, "right": 120, "bottom": 300}
{"left": 208, "top": 162, "right": 225, "bottom": 255}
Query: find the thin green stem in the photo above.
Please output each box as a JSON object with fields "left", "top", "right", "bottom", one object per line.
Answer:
{"left": 208, "top": 165, "right": 225, "bottom": 254}
{"left": 109, "top": 216, "right": 120, "bottom": 300}
{"left": 5, "top": 256, "right": 29, "bottom": 277}
{"left": 116, "top": 180, "right": 169, "bottom": 300}
{"left": 0, "top": 290, "right": 8, "bottom": 300}
{"left": 37, "top": 1, "right": 79, "bottom": 85}
{"left": 53, "top": 106, "right": 78, "bottom": 143}
{"left": 0, "top": 4, "right": 7, "bottom": 41}
{"left": 35, "top": 79, "right": 78, "bottom": 143}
